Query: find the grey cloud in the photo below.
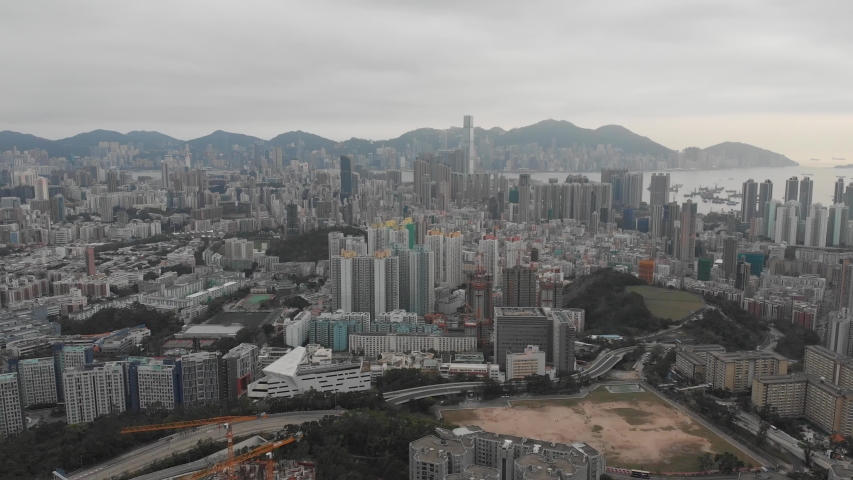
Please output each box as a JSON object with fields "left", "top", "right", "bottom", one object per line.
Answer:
{"left": 0, "top": 0, "right": 852, "bottom": 163}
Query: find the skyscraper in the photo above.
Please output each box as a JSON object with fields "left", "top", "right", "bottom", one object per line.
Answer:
{"left": 479, "top": 235, "right": 500, "bottom": 286}
{"left": 758, "top": 180, "right": 773, "bottom": 216}
{"left": 799, "top": 177, "right": 814, "bottom": 213}
{"left": 406, "top": 245, "right": 435, "bottom": 316}
{"left": 649, "top": 173, "right": 670, "bottom": 206}
{"left": 741, "top": 179, "right": 758, "bottom": 223}
{"left": 518, "top": 174, "right": 531, "bottom": 224}
{"left": 85, "top": 246, "right": 96, "bottom": 276}
{"left": 0, "top": 372, "right": 25, "bottom": 438}
{"left": 107, "top": 169, "right": 119, "bottom": 193}
{"left": 444, "top": 232, "right": 464, "bottom": 288}
{"left": 723, "top": 236, "right": 739, "bottom": 281}
{"left": 425, "top": 231, "right": 444, "bottom": 286}
{"left": 63, "top": 363, "right": 126, "bottom": 425}
{"left": 331, "top": 250, "right": 356, "bottom": 312}
{"left": 161, "top": 160, "right": 170, "bottom": 190}
{"left": 502, "top": 265, "right": 538, "bottom": 308}
{"left": 34, "top": 177, "right": 49, "bottom": 201}
{"left": 678, "top": 201, "right": 697, "bottom": 268}
{"left": 340, "top": 155, "right": 353, "bottom": 200}
{"left": 784, "top": 176, "right": 799, "bottom": 202}
{"left": 835, "top": 178, "right": 846, "bottom": 205}
{"left": 828, "top": 204, "right": 849, "bottom": 247}
{"left": 804, "top": 203, "right": 828, "bottom": 248}
{"left": 463, "top": 115, "right": 475, "bottom": 174}
{"left": 775, "top": 201, "right": 799, "bottom": 244}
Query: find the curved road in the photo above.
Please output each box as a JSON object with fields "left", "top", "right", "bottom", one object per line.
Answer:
{"left": 66, "top": 411, "right": 340, "bottom": 480}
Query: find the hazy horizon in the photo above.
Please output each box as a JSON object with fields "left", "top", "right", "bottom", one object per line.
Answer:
{"left": 2, "top": 1, "right": 852, "bottom": 164}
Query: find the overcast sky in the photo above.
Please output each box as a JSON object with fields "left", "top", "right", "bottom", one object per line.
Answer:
{"left": 2, "top": 1, "right": 852, "bottom": 164}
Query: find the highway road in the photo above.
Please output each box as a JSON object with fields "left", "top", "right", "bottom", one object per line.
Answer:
{"left": 66, "top": 411, "right": 340, "bottom": 480}
{"left": 735, "top": 412, "right": 833, "bottom": 469}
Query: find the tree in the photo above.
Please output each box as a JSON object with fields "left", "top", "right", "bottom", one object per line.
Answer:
{"left": 714, "top": 452, "right": 744, "bottom": 474}
{"left": 757, "top": 421, "right": 769, "bottom": 446}
{"left": 524, "top": 374, "right": 553, "bottom": 395}
{"left": 698, "top": 453, "right": 714, "bottom": 473}
{"left": 143, "top": 271, "right": 158, "bottom": 281}
{"left": 800, "top": 438, "right": 825, "bottom": 467}
{"left": 477, "top": 377, "right": 504, "bottom": 401}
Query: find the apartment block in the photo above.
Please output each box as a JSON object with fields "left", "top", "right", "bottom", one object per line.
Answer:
{"left": 409, "top": 425, "right": 604, "bottom": 480}
{"left": 180, "top": 351, "right": 221, "bottom": 407}
{"left": 18, "top": 357, "right": 58, "bottom": 406}
{"left": 222, "top": 343, "right": 259, "bottom": 401}
{"left": 348, "top": 332, "right": 477, "bottom": 357}
{"left": 0, "top": 372, "right": 25, "bottom": 438}
{"left": 63, "top": 362, "right": 126, "bottom": 425}
{"left": 675, "top": 350, "right": 707, "bottom": 382}
{"left": 751, "top": 374, "right": 808, "bottom": 417}
{"left": 706, "top": 350, "right": 788, "bottom": 393}
{"left": 132, "top": 362, "right": 179, "bottom": 410}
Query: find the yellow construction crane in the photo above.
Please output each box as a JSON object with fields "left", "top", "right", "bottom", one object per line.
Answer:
{"left": 121, "top": 414, "right": 273, "bottom": 480}
{"left": 177, "top": 433, "right": 302, "bottom": 480}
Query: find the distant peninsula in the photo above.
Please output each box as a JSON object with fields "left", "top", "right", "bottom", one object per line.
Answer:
{"left": 835, "top": 164, "right": 853, "bottom": 169}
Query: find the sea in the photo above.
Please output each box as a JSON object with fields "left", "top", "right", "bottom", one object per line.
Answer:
{"left": 128, "top": 165, "right": 845, "bottom": 216}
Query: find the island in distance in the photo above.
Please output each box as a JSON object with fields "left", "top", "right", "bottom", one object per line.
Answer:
{"left": 0, "top": 119, "right": 799, "bottom": 170}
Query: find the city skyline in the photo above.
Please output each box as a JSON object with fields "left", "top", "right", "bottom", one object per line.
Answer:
{"left": 1, "top": 1, "right": 852, "bottom": 164}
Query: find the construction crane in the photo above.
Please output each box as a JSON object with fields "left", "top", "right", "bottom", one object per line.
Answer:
{"left": 177, "top": 432, "right": 302, "bottom": 480}
{"left": 122, "top": 414, "right": 269, "bottom": 480}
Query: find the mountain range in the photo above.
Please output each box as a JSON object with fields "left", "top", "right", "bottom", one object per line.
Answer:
{"left": 0, "top": 119, "right": 799, "bottom": 167}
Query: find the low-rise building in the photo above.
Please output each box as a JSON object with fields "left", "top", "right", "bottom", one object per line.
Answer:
{"left": 247, "top": 346, "right": 371, "bottom": 399}
{"left": 506, "top": 345, "right": 546, "bottom": 381}
{"left": 348, "top": 332, "right": 478, "bottom": 357}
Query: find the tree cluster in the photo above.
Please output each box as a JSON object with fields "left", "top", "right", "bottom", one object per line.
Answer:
{"left": 773, "top": 319, "right": 821, "bottom": 360}
{"left": 682, "top": 300, "right": 766, "bottom": 351}
{"left": 562, "top": 269, "right": 672, "bottom": 335}
{"left": 266, "top": 227, "right": 366, "bottom": 263}
{"left": 58, "top": 303, "right": 180, "bottom": 340}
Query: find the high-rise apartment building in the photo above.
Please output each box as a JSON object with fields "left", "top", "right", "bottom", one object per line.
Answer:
{"left": 478, "top": 235, "right": 500, "bottom": 286}
{"left": 443, "top": 231, "right": 464, "bottom": 288}
{"left": 785, "top": 176, "right": 799, "bottom": 202}
{"left": 462, "top": 115, "right": 476, "bottom": 174}
{"left": 706, "top": 350, "right": 788, "bottom": 393}
{"left": 34, "top": 177, "right": 49, "bottom": 201}
{"left": 678, "top": 201, "right": 697, "bottom": 268}
{"left": 649, "top": 173, "right": 670, "bottom": 206}
{"left": 502, "top": 265, "right": 537, "bottom": 308}
{"left": 828, "top": 204, "right": 849, "bottom": 247}
{"left": 425, "top": 231, "right": 444, "bottom": 286}
{"left": 723, "top": 236, "right": 739, "bottom": 280}
{"left": 741, "top": 179, "right": 758, "bottom": 223}
{"left": 86, "top": 246, "right": 97, "bottom": 276}
{"left": 63, "top": 362, "right": 126, "bottom": 425}
{"left": 518, "top": 174, "right": 531, "bottom": 224}
{"left": 340, "top": 155, "right": 353, "bottom": 200}
{"left": 836, "top": 178, "right": 846, "bottom": 204}
{"left": 774, "top": 201, "right": 799, "bottom": 244}
{"left": 134, "top": 362, "right": 179, "bottom": 410}
{"left": 406, "top": 245, "right": 435, "bottom": 316}
{"left": 222, "top": 343, "right": 259, "bottom": 401}
{"left": 0, "top": 373, "right": 25, "bottom": 438}
{"left": 804, "top": 204, "right": 828, "bottom": 248}
{"left": 799, "top": 177, "right": 814, "bottom": 213}
{"left": 331, "top": 250, "right": 356, "bottom": 312}
{"left": 18, "top": 357, "right": 58, "bottom": 406}
{"left": 180, "top": 351, "right": 221, "bottom": 407}
{"left": 758, "top": 179, "right": 773, "bottom": 216}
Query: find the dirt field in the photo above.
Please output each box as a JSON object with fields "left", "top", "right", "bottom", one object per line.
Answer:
{"left": 626, "top": 285, "right": 705, "bottom": 320}
{"left": 442, "top": 388, "right": 759, "bottom": 473}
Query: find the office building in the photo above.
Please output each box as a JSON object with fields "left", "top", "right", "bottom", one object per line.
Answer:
{"left": 0, "top": 373, "right": 25, "bottom": 438}
{"left": 706, "top": 350, "right": 788, "bottom": 393}
{"left": 741, "top": 179, "right": 758, "bottom": 223}
{"left": 502, "top": 265, "right": 537, "bottom": 308}
{"left": 649, "top": 173, "right": 670, "bottom": 206}
{"left": 409, "top": 427, "right": 604, "bottom": 480}
{"left": 247, "top": 346, "right": 371, "bottom": 399}
{"left": 222, "top": 343, "right": 259, "bottom": 401}
{"left": 494, "top": 308, "right": 549, "bottom": 369}
{"left": 18, "top": 357, "right": 58, "bottom": 406}
{"left": 506, "top": 345, "right": 546, "bottom": 380}
{"left": 63, "top": 362, "right": 126, "bottom": 425}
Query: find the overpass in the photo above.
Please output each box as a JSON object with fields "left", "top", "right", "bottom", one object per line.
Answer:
{"left": 383, "top": 346, "right": 636, "bottom": 405}
{"left": 61, "top": 411, "right": 341, "bottom": 480}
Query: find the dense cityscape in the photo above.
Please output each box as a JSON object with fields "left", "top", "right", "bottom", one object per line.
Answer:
{"left": 0, "top": 113, "right": 851, "bottom": 480}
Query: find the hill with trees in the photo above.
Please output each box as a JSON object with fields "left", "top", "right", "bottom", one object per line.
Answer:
{"left": 561, "top": 269, "right": 672, "bottom": 336}
{"left": 266, "top": 227, "right": 366, "bottom": 263}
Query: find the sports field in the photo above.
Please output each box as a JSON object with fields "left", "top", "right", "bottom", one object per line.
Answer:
{"left": 240, "top": 294, "right": 274, "bottom": 305}
{"left": 626, "top": 285, "right": 705, "bottom": 320}
{"left": 441, "top": 387, "right": 759, "bottom": 473}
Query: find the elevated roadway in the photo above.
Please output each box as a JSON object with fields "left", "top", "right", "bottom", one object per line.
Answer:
{"left": 64, "top": 411, "right": 340, "bottom": 480}
{"left": 383, "top": 346, "right": 636, "bottom": 405}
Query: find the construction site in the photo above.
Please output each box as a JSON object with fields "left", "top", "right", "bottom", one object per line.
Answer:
{"left": 53, "top": 414, "right": 318, "bottom": 480}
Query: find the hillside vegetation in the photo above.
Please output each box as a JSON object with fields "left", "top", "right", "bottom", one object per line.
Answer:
{"left": 562, "top": 269, "right": 672, "bottom": 336}
{"left": 266, "top": 227, "right": 366, "bottom": 263}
